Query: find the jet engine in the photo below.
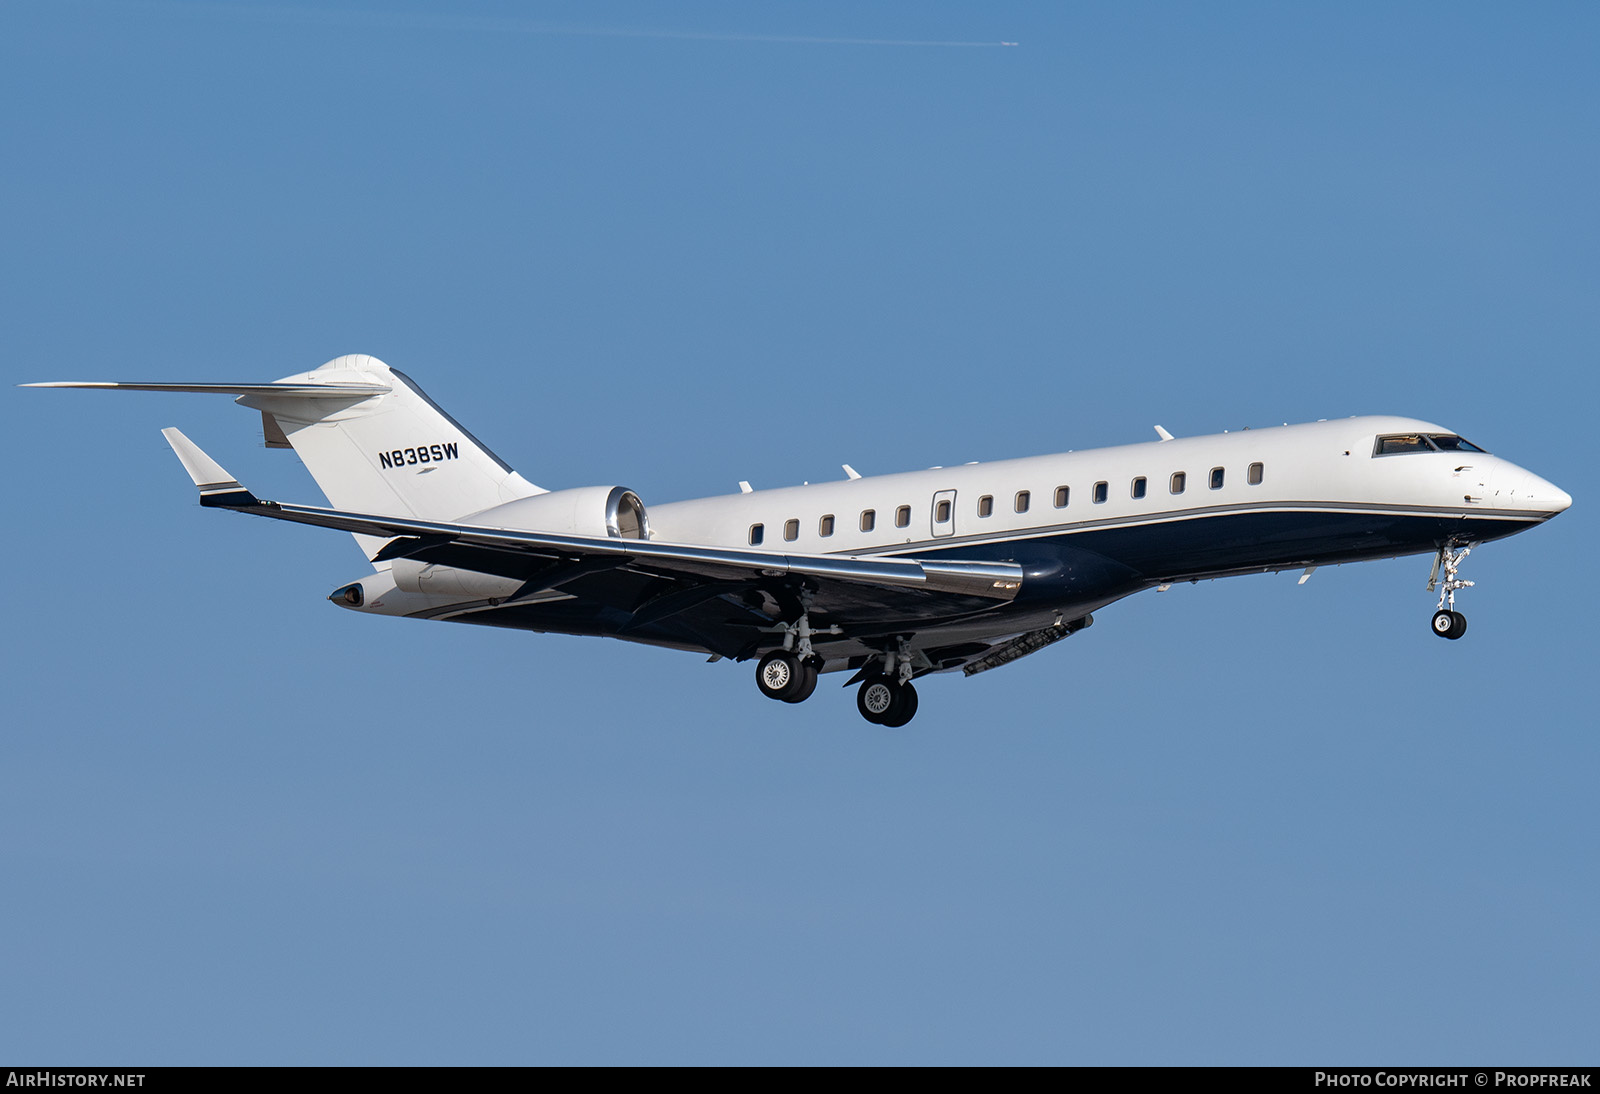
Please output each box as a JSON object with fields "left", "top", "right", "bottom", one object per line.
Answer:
{"left": 387, "top": 559, "right": 523, "bottom": 599}
{"left": 381, "top": 486, "right": 652, "bottom": 602}
{"left": 463, "top": 485, "right": 651, "bottom": 540}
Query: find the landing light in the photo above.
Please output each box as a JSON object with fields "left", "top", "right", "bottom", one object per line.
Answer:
{"left": 329, "top": 583, "right": 364, "bottom": 608}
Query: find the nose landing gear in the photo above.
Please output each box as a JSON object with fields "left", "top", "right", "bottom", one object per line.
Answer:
{"left": 1427, "top": 541, "right": 1475, "bottom": 640}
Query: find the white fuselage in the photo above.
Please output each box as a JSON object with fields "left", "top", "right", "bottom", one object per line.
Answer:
{"left": 644, "top": 415, "right": 1567, "bottom": 563}
{"left": 350, "top": 414, "right": 1569, "bottom": 672}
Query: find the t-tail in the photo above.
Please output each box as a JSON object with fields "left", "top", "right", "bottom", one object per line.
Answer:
{"left": 24, "top": 355, "right": 544, "bottom": 552}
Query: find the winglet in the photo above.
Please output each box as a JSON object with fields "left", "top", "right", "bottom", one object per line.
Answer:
{"left": 161, "top": 428, "right": 261, "bottom": 508}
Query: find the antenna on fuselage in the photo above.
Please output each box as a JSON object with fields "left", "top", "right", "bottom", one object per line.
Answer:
{"left": 1154, "top": 425, "right": 1174, "bottom": 441}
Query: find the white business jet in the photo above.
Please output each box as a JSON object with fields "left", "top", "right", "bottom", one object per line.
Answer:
{"left": 26, "top": 355, "right": 1570, "bottom": 726}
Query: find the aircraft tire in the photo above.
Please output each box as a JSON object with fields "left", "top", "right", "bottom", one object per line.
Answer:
{"left": 879, "top": 682, "right": 919, "bottom": 727}
{"left": 1432, "top": 610, "right": 1468, "bottom": 640}
{"left": 757, "top": 651, "right": 805, "bottom": 700}
{"left": 782, "top": 661, "right": 819, "bottom": 703}
{"left": 1448, "top": 611, "right": 1468, "bottom": 639}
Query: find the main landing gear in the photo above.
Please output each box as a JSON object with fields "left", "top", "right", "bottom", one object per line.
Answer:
{"left": 857, "top": 675, "right": 918, "bottom": 727}
{"left": 855, "top": 636, "right": 919, "bottom": 727}
{"left": 752, "top": 616, "right": 923, "bottom": 726}
{"left": 1427, "top": 541, "right": 1475, "bottom": 641}
{"left": 756, "top": 649, "right": 819, "bottom": 703}
{"left": 753, "top": 596, "right": 830, "bottom": 704}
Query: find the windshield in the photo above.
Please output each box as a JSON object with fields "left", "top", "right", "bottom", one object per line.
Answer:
{"left": 1373, "top": 433, "right": 1488, "bottom": 456}
{"left": 1426, "top": 434, "right": 1486, "bottom": 453}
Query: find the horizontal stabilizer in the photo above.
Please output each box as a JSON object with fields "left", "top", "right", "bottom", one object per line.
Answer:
{"left": 161, "top": 428, "right": 259, "bottom": 507}
{"left": 22, "top": 381, "right": 390, "bottom": 397}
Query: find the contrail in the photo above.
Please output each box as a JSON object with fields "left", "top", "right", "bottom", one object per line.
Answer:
{"left": 96, "top": 0, "right": 1018, "bottom": 48}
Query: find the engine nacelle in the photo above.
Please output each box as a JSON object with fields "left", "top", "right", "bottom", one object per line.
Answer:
{"left": 463, "top": 485, "right": 651, "bottom": 540}
{"left": 381, "top": 486, "right": 651, "bottom": 602}
{"left": 388, "top": 559, "right": 524, "bottom": 599}
{"left": 331, "top": 567, "right": 521, "bottom": 610}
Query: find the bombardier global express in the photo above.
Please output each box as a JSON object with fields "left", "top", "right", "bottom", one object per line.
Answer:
{"left": 26, "top": 355, "right": 1571, "bottom": 726}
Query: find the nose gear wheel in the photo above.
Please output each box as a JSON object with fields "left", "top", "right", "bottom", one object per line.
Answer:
{"left": 1431, "top": 609, "right": 1467, "bottom": 640}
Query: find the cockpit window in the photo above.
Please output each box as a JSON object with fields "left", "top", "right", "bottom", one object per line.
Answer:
{"left": 1374, "top": 434, "right": 1433, "bottom": 455}
{"left": 1427, "top": 434, "right": 1486, "bottom": 453}
{"left": 1373, "top": 433, "right": 1489, "bottom": 456}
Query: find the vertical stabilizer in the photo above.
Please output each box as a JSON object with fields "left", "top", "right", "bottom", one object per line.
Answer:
{"left": 25, "top": 356, "right": 543, "bottom": 559}
{"left": 235, "top": 356, "right": 543, "bottom": 527}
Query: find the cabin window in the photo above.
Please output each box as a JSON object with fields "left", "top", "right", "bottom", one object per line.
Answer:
{"left": 1015, "top": 490, "right": 1031, "bottom": 514}
{"left": 860, "top": 509, "right": 876, "bottom": 533}
{"left": 1248, "top": 462, "right": 1264, "bottom": 486}
{"left": 749, "top": 523, "right": 764, "bottom": 546}
{"left": 1170, "top": 472, "right": 1186, "bottom": 494}
{"left": 1210, "top": 467, "right": 1225, "bottom": 489}
{"left": 935, "top": 499, "right": 952, "bottom": 523}
{"left": 895, "top": 505, "right": 911, "bottom": 528}
{"left": 784, "top": 519, "right": 799, "bottom": 541}
{"left": 819, "top": 514, "right": 835, "bottom": 537}
{"left": 1093, "top": 481, "right": 1108, "bottom": 504}
{"left": 1131, "top": 477, "right": 1147, "bottom": 499}
{"left": 978, "top": 495, "right": 994, "bottom": 518}
{"left": 1054, "top": 486, "right": 1070, "bottom": 508}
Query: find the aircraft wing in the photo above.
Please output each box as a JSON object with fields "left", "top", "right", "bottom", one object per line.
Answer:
{"left": 162, "top": 429, "right": 1024, "bottom": 659}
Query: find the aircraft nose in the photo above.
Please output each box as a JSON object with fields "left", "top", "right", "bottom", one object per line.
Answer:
{"left": 1484, "top": 457, "right": 1570, "bottom": 517}
{"left": 1521, "top": 472, "right": 1571, "bottom": 517}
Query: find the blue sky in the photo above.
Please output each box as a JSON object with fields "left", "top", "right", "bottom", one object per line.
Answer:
{"left": 3, "top": 0, "right": 1595, "bottom": 1064}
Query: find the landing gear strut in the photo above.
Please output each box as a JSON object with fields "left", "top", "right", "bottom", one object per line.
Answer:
{"left": 1427, "top": 541, "right": 1475, "bottom": 640}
